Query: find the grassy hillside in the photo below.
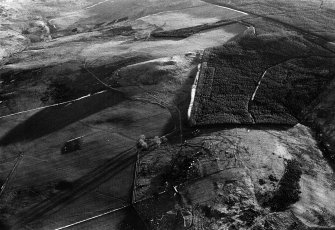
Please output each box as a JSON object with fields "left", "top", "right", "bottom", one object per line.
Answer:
{"left": 204, "top": 0, "right": 335, "bottom": 42}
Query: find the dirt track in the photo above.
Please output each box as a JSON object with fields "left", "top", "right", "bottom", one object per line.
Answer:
{"left": 11, "top": 147, "right": 137, "bottom": 229}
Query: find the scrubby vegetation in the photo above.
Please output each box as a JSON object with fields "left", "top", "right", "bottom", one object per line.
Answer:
{"left": 54, "top": 180, "right": 73, "bottom": 191}
{"left": 0, "top": 219, "right": 9, "bottom": 230}
{"left": 269, "top": 159, "right": 302, "bottom": 211}
{"left": 41, "top": 77, "right": 77, "bottom": 103}
{"left": 151, "top": 20, "right": 236, "bottom": 38}
{"left": 162, "top": 148, "right": 204, "bottom": 185}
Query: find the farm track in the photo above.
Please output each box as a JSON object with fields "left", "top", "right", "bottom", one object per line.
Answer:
{"left": 0, "top": 153, "right": 23, "bottom": 198}
{"left": 47, "top": 143, "right": 166, "bottom": 230}
{"left": 54, "top": 205, "right": 129, "bottom": 230}
{"left": 0, "top": 92, "right": 105, "bottom": 120}
{"left": 12, "top": 147, "right": 137, "bottom": 229}
{"left": 1, "top": 51, "right": 182, "bottom": 229}
{"left": 8, "top": 146, "right": 131, "bottom": 187}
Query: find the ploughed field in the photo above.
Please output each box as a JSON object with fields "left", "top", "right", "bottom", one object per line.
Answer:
{"left": 190, "top": 33, "right": 335, "bottom": 126}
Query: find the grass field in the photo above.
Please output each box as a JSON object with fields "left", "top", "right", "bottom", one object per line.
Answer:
{"left": 0, "top": 45, "right": 204, "bottom": 229}
{"left": 137, "top": 3, "right": 246, "bottom": 32}
{"left": 0, "top": 22, "right": 244, "bottom": 117}
{"left": 0, "top": 95, "right": 172, "bottom": 228}
{"left": 26, "top": 191, "right": 127, "bottom": 229}
{"left": 0, "top": 48, "right": 201, "bottom": 228}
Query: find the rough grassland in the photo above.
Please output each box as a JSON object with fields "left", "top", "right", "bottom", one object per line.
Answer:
{"left": 135, "top": 126, "right": 335, "bottom": 228}
{"left": 137, "top": 3, "right": 246, "bottom": 32}
{"left": 204, "top": 0, "right": 335, "bottom": 42}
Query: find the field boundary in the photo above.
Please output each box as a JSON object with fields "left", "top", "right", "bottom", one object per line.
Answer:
{"left": 189, "top": 54, "right": 216, "bottom": 126}
{"left": 187, "top": 63, "right": 202, "bottom": 123}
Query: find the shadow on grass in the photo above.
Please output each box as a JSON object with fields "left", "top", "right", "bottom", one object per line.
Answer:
{"left": 131, "top": 191, "right": 178, "bottom": 229}
{"left": 13, "top": 147, "right": 136, "bottom": 228}
{"left": 0, "top": 90, "right": 126, "bottom": 146}
{"left": 0, "top": 220, "right": 10, "bottom": 230}
{"left": 119, "top": 206, "right": 148, "bottom": 230}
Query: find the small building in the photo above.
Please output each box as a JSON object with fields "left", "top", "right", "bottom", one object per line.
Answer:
{"left": 61, "top": 137, "right": 83, "bottom": 154}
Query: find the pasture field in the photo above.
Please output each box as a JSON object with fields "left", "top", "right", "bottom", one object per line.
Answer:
{"left": 0, "top": 51, "right": 201, "bottom": 228}
{"left": 0, "top": 96, "right": 171, "bottom": 229}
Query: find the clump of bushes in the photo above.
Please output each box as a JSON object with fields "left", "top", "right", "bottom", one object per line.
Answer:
{"left": 54, "top": 180, "right": 73, "bottom": 191}
{"left": 41, "top": 77, "right": 77, "bottom": 103}
{"left": 151, "top": 20, "right": 234, "bottom": 38}
{"left": 163, "top": 149, "right": 203, "bottom": 185}
{"left": 0, "top": 219, "right": 9, "bottom": 230}
{"left": 269, "top": 159, "right": 302, "bottom": 211}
